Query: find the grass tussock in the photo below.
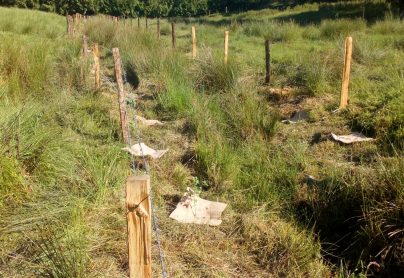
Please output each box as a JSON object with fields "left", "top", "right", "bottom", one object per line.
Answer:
{"left": 320, "top": 18, "right": 366, "bottom": 39}
{"left": 244, "top": 20, "right": 301, "bottom": 42}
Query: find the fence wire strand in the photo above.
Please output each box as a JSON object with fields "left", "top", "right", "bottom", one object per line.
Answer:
{"left": 122, "top": 63, "right": 168, "bottom": 278}
{"left": 83, "top": 37, "right": 168, "bottom": 276}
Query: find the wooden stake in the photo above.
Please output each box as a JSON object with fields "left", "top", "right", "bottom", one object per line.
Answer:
{"left": 224, "top": 30, "right": 229, "bottom": 64}
{"left": 66, "top": 15, "right": 70, "bottom": 35}
{"left": 265, "top": 39, "right": 271, "bottom": 84}
{"left": 340, "top": 36, "right": 353, "bottom": 109}
{"left": 171, "top": 22, "right": 176, "bottom": 49}
{"left": 126, "top": 175, "right": 152, "bottom": 278}
{"left": 191, "top": 26, "right": 196, "bottom": 59}
{"left": 112, "top": 48, "right": 129, "bottom": 143}
{"left": 138, "top": 16, "right": 140, "bottom": 28}
{"left": 145, "top": 17, "right": 148, "bottom": 29}
{"left": 82, "top": 35, "right": 88, "bottom": 57}
{"left": 157, "top": 18, "right": 160, "bottom": 39}
{"left": 93, "top": 44, "right": 100, "bottom": 90}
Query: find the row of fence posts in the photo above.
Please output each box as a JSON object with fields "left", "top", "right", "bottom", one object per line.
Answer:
{"left": 111, "top": 47, "right": 152, "bottom": 277}
{"left": 72, "top": 16, "right": 354, "bottom": 277}
{"left": 70, "top": 15, "right": 352, "bottom": 110}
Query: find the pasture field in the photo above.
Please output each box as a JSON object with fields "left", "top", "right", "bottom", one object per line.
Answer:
{"left": 0, "top": 2, "right": 403, "bottom": 277}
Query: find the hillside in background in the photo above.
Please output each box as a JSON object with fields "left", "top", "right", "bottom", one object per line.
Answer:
{"left": 0, "top": 3, "right": 403, "bottom": 277}
{"left": 0, "top": 0, "right": 403, "bottom": 18}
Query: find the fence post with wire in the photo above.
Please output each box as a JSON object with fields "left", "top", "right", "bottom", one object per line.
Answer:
{"left": 114, "top": 48, "right": 168, "bottom": 278}
{"left": 112, "top": 47, "right": 129, "bottom": 144}
{"left": 126, "top": 175, "right": 152, "bottom": 278}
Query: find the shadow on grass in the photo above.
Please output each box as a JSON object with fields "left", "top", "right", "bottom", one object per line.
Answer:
{"left": 180, "top": 2, "right": 391, "bottom": 27}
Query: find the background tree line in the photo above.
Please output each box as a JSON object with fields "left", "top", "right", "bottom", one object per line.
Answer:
{"left": 0, "top": 0, "right": 402, "bottom": 19}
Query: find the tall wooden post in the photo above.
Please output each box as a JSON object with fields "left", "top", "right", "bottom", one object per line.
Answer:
{"left": 93, "top": 44, "right": 100, "bottom": 90}
{"left": 224, "top": 30, "right": 229, "bottom": 64}
{"left": 66, "top": 15, "right": 70, "bottom": 35}
{"left": 191, "top": 26, "right": 197, "bottom": 59}
{"left": 138, "top": 16, "right": 140, "bottom": 28}
{"left": 157, "top": 18, "right": 161, "bottom": 39}
{"left": 82, "top": 35, "right": 88, "bottom": 57}
{"left": 225, "top": 6, "right": 228, "bottom": 14}
{"left": 171, "top": 22, "right": 176, "bottom": 49}
{"left": 265, "top": 39, "right": 271, "bottom": 84}
{"left": 66, "top": 15, "right": 74, "bottom": 37}
{"left": 340, "top": 36, "right": 353, "bottom": 109}
{"left": 112, "top": 48, "right": 129, "bottom": 144}
{"left": 126, "top": 175, "right": 152, "bottom": 278}
{"left": 145, "top": 17, "right": 148, "bottom": 29}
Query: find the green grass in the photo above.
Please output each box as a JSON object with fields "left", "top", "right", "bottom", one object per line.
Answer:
{"left": 1, "top": 2, "right": 404, "bottom": 277}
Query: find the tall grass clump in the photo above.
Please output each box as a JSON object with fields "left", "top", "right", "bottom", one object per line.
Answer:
{"left": 320, "top": 19, "right": 366, "bottom": 39}
{"left": 0, "top": 7, "right": 64, "bottom": 39}
{"left": 244, "top": 20, "right": 301, "bottom": 42}
{"left": 84, "top": 17, "right": 117, "bottom": 48}
{"left": 241, "top": 213, "right": 328, "bottom": 277}
{"left": 192, "top": 49, "right": 240, "bottom": 93}
{"left": 371, "top": 18, "right": 404, "bottom": 34}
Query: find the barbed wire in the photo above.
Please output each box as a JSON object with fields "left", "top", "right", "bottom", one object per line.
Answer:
{"left": 121, "top": 63, "right": 168, "bottom": 278}
{"left": 80, "top": 33, "right": 168, "bottom": 276}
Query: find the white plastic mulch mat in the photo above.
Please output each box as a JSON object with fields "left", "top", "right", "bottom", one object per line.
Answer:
{"left": 331, "top": 132, "right": 374, "bottom": 144}
{"left": 281, "top": 110, "right": 309, "bottom": 124}
{"left": 135, "top": 115, "right": 163, "bottom": 126}
{"left": 169, "top": 188, "right": 227, "bottom": 226}
{"left": 122, "top": 143, "right": 168, "bottom": 159}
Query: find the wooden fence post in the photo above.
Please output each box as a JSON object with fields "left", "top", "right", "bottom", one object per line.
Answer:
{"left": 224, "top": 30, "right": 229, "bottom": 64}
{"left": 126, "top": 175, "right": 152, "bottom": 278}
{"left": 138, "top": 16, "right": 140, "bottom": 28}
{"left": 157, "top": 18, "right": 160, "bottom": 39}
{"left": 112, "top": 48, "right": 129, "bottom": 144}
{"left": 171, "top": 22, "right": 176, "bottom": 49}
{"left": 66, "top": 15, "right": 70, "bottom": 35}
{"left": 93, "top": 44, "right": 100, "bottom": 90}
{"left": 265, "top": 39, "right": 271, "bottom": 84}
{"left": 145, "top": 17, "right": 148, "bottom": 29}
{"left": 66, "top": 15, "right": 74, "bottom": 37}
{"left": 340, "top": 36, "right": 353, "bottom": 109}
{"left": 191, "top": 26, "right": 196, "bottom": 59}
{"left": 82, "top": 35, "right": 88, "bottom": 57}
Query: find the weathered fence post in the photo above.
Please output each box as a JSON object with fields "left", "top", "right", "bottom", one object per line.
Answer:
{"left": 145, "top": 17, "right": 148, "bottom": 29}
{"left": 171, "top": 22, "right": 176, "bottom": 49}
{"left": 93, "top": 44, "right": 100, "bottom": 90}
{"left": 224, "top": 30, "right": 229, "bottom": 64}
{"left": 82, "top": 35, "right": 88, "bottom": 57}
{"left": 265, "top": 39, "right": 271, "bottom": 84}
{"left": 66, "top": 15, "right": 70, "bottom": 35}
{"left": 340, "top": 36, "right": 353, "bottom": 109}
{"left": 157, "top": 17, "right": 160, "bottom": 39}
{"left": 66, "top": 15, "right": 74, "bottom": 37}
{"left": 191, "top": 26, "right": 196, "bottom": 59}
{"left": 112, "top": 48, "right": 129, "bottom": 144}
{"left": 126, "top": 175, "right": 152, "bottom": 278}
